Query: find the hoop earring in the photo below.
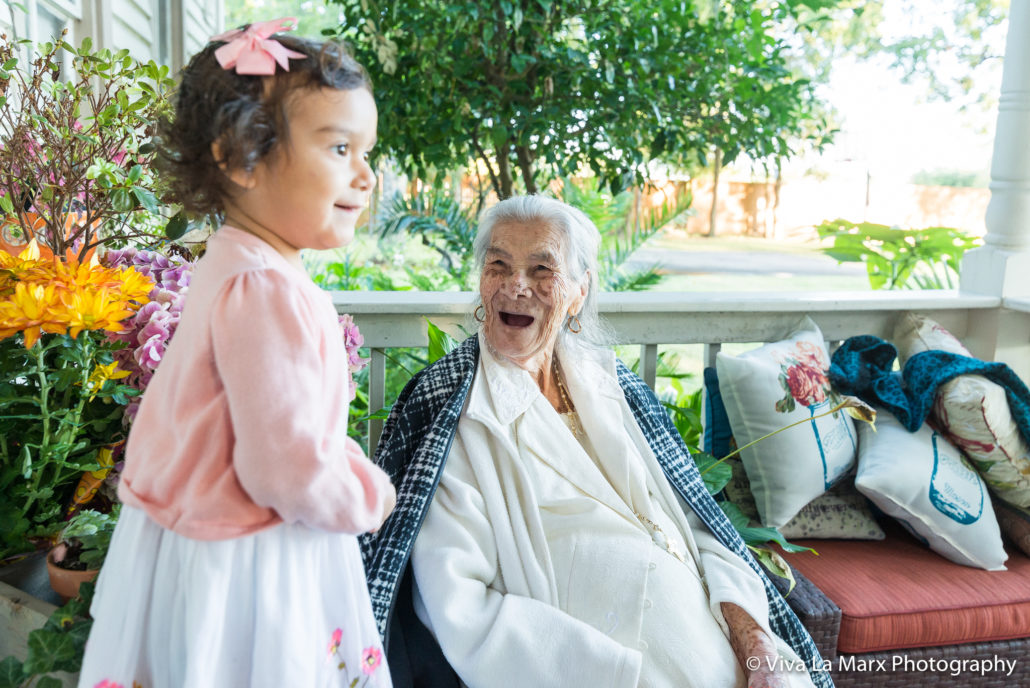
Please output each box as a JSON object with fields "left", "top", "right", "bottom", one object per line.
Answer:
{"left": 567, "top": 314, "right": 582, "bottom": 334}
{"left": 474, "top": 305, "right": 485, "bottom": 323}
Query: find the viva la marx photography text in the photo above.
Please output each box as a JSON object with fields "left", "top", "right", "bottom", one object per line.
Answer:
{"left": 748, "top": 654, "right": 1019, "bottom": 677}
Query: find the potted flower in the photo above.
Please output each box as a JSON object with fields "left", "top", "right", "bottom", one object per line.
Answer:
{"left": 46, "top": 506, "right": 120, "bottom": 601}
{"left": 0, "top": 33, "right": 187, "bottom": 260}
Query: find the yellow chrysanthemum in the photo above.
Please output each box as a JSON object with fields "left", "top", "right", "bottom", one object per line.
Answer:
{"left": 1, "top": 238, "right": 152, "bottom": 346}
{"left": 61, "top": 287, "right": 137, "bottom": 338}
{"left": 52, "top": 258, "right": 112, "bottom": 291}
{"left": 18, "top": 239, "right": 40, "bottom": 261}
{"left": 0, "top": 239, "right": 45, "bottom": 274}
{"left": 0, "top": 281, "right": 68, "bottom": 347}
{"left": 115, "top": 266, "right": 155, "bottom": 303}
{"left": 0, "top": 269, "right": 16, "bottom": 295}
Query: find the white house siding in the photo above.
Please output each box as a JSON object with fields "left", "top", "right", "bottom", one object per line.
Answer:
{"left": 0, "top": 0, "right": 223, "bottom": 72}
{"left": 110, "top": 0, "right": 159, "bottom": 62}
{"left": 178, "top": 0, "right": 220, "bottom": 69}
{"left": 2, "top": 0, "right": 81, "bottom": 46}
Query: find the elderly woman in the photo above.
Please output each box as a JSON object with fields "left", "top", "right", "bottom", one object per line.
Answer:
{"left": 360, "top": 196, "right": 829, "bottom": 688}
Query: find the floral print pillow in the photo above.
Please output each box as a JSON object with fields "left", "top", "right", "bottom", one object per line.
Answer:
{"left": 894, "top": 313, "right": 1030, "bottom": 508}
{"left": 716, "top": 316, "right": 858, "bottom": 527}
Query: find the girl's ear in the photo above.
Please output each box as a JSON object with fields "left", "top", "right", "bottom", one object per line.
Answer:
{"left": 211, "top": 139, "right": 257, "bottom": 190}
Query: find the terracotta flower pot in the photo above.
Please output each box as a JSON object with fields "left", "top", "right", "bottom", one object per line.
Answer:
{"left": 46, "top": 544, "right": 99, "bottom": 602}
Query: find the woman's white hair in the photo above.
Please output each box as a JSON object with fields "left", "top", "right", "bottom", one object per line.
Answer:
{"left": 472, "top": 194, "right": 612, "bottom": 348}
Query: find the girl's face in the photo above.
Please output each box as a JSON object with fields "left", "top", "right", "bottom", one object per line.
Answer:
{"left": 227, "top": 86, "right": 377, "bottom": 266}
{"left": 479, "top": 221, "right": 587, "bottom": 371}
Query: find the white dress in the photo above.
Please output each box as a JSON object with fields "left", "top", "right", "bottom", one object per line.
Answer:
{"left": 77, "top": 506, "right": 392, "bottom": 688}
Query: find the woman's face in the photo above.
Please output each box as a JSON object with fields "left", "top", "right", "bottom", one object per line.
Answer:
{"left": 479, "top": 221, "right": 587, "bottom": 370}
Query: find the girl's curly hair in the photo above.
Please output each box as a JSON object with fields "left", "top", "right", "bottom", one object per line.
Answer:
{"left": 157, "top": 33, "right": 371, "bottom": 217}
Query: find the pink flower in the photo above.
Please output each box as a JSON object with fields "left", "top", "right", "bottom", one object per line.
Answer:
{"left": 100, "top": 246, "right": 194, "bottom": 426}
{"left": 339, "top": 314, "right": 368, "bottom": 402}
{"left": 327, "top": 628, "right": 342, "bottom": 657}
{"left": 785, "top": 363, "right": 828, "bottom": 407}
{"left": 361, "top": 646, "right": 382, "bottom": 674}
{"left": 94, "top": 681, "right": 124, "bottom": 688}
{"left": 339, "top": 314, "right": 368, "bottom": 370}
{"left": 135, "top": 335, "right": 165, "bottom": 366}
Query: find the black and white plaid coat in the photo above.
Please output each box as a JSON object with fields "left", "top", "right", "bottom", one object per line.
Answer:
{"left": 360, "top": 336, "right": 833, "bottom": 688}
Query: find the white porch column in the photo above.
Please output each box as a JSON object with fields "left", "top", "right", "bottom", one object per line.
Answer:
{"left": 961, "top": 1, "right": 1030, "bottom": 378}
{"left": 962, "top": 0, "right": 1030, "bottom": 296}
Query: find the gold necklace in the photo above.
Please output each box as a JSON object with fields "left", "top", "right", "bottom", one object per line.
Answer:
{"left": 634, "top": 511, "right": 687, "bottom": 564}
{"left": 553, "top": 359, "right": 583, "bottom": 439}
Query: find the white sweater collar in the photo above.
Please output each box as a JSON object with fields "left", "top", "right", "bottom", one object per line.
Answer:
{"left": 467, "top": 331, "right": 623, "bottom": 427}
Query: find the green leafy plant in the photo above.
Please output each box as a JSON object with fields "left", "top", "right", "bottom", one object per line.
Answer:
{"left": 691, "top": 395, "right": 877, "bottom": 590}
{"left": 0, "top": 582, "right": 94, "bottom": 688}
{"left": 0, "top": 35, "right": 183, "bottom": 259}
{"left": 816, "top": 218, "right": 981, "bottom": 290}
{"left": 308, "top": 253, "right": 402, "bottom": 292}
{"left": 51, "top": 506, "right": 120, "bottom": 571}
{"left": 426, "top": 319, "right": 460, "bottom": 364}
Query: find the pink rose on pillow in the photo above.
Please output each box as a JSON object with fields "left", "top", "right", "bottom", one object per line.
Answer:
{"left": 786, "top": 364, "right": 828, "bottom": 407}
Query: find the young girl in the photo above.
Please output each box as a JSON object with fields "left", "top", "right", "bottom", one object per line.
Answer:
{"left": 78, "top": 19, "right": 396, "bottom": 687}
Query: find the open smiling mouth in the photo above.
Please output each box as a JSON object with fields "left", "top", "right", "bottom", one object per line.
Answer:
{"left": 500, "top": 312, "right": 535, "bottom": 328}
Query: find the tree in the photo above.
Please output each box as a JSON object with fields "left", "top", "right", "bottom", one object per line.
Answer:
{"left": 786, "top": 0, "right": 1008, "bottom": 113}
{"left": 328, "top": 0, "right": 839, "bottom": 199}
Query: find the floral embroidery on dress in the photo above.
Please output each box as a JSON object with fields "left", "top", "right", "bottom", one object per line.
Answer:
{"left": 326, "top": 628, "right": 384, "bottom": 686}
{"left": 328, "top": 628, "right": 343, "bottom": 658}
{"left": 361, "top": 646, "right": 382, "bottom": 674}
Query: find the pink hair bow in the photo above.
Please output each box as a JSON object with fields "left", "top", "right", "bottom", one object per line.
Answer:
{"left": 210, "top": 17, "right": 306, "bottom": 75}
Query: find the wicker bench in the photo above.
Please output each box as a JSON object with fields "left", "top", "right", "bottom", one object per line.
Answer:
{"left": 772, "top": 522, "right": 1030, "bottom": 687}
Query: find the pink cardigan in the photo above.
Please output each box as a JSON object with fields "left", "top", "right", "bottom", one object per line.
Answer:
{"left": 118, "top": 227, "right": 394, "bottom": 540}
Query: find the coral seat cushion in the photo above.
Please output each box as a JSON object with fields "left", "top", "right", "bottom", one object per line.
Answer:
{"left": 784, "top": 524, "right": 1030, "bottom": 653}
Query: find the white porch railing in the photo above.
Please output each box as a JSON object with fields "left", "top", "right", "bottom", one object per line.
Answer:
{"left": 335, "top": 290, "right": 1024, "bottom": 455}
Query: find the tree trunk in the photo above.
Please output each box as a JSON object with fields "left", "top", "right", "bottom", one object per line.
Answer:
{"left": 515, "top": 145, "right": 537, "bottom": 195}
{"left": 707, "top": 148, "right": 722, "bottom": 238}
{"left": 497, "top": 151, "right": 514, "bottom": 199}
{"left": 772, "top": 158, "right": 783, "bottom": 240}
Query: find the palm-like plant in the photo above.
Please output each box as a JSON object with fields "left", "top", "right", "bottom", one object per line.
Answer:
{"left": 376, "top": 190, "right": 478, "bottom": 288}
{"left": 557, "top": 178, "right": 693, "bottom": 292}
